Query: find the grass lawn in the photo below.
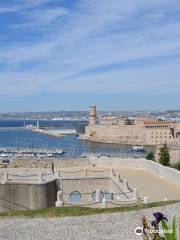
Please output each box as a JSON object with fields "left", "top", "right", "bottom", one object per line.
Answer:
{"left": 0, "top": 200, "right": 179, "bottom": 218}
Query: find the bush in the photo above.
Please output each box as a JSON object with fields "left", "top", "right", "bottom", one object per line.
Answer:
{"left": 146, "top": 151, "right": 155, "bottom": 161}
{"left": 158, "top": 144, "right": 170, "bottom": 166}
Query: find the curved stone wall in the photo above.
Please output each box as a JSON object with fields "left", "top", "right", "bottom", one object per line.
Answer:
{"left": 88, "top": 156, "right": 180, "bottom": 186}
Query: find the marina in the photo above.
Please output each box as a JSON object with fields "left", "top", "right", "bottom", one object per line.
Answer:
{"left": 0, "top": 120, "right": 153, "bottom": 161}
{"left": 0, "top": 147, "right": 64, "bottom": 160}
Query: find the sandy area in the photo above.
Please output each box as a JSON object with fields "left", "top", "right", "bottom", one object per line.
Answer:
{"left": 117, "top": 167, "right": 180, "bottom": 202}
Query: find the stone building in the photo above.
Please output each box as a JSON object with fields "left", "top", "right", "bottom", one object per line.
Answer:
{"left": 83, "top": 105, "right": 180, "bottom": 146}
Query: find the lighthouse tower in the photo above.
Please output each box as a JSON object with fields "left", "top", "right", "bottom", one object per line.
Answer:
{"left": 89, "top": 104, "right": 97, "bottom": 125}
{"left": 36, "top": 120, "right": 40, "bottom": 129}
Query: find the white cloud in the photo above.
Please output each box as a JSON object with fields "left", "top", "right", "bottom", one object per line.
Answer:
{"left": 13, "top": 7, "right": 70, "bottom": 29}
{"left": 0, "top": 0, "right": 180, "bottom": 97}
{"left": 0, "top": 6, "right": 18, "bottom": 13}
{"left": 1, "top": 57, "right": 180, "bottom": 97}
{"left": 29, "top": 7, "right": 69, "bottom": 22}
{"left": 57, "top": 60, "right": 180, "bottom": 94}
{"left": 0, "top": 0, "right": 53, "bottom": 13}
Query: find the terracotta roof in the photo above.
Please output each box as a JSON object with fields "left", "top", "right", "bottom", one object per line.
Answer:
{"left": 143, "top": 121, "right": 171, "bottom": 124}
{"left": 137, "top": 118, "right": 171, "bottom": 125}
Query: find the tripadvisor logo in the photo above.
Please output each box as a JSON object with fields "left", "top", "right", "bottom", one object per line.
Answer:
{"left": 135, "top": 227, "right": 143, "bottom": 236}
{"left": 135, "top": 227, "right": 173, "bottom": 236}
{"left": 136, "top": 212, "right": 177, "bottom": 239}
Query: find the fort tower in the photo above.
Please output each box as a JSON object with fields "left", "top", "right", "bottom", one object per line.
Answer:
{"left": 89, "top": 104, "right": 97, "bottom": 125}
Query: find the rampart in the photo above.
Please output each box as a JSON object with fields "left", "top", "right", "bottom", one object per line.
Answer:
{"left": 0, "top": 157, "right": 180, "bottom": 211}
{"left": 0, "top": 180, "right": 57, "bottom": 211}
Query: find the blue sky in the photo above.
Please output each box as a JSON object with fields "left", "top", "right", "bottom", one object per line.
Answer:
{"left": 0, "top": 0, "right": 180, "bottom": 112}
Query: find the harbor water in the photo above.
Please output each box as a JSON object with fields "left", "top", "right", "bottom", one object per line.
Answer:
{"left": 0, "top": 120, "right": 152, "bottom": 159}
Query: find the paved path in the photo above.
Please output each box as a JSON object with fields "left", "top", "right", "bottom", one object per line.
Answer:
{"left": 0, "top": 203, "right": 180, "bottom": 240}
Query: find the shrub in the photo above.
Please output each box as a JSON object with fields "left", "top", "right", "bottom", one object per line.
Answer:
{"left": 158, "top": 144, "right": 170, "bottom": 166}
{"left": 146, "top": 151, "right": 155, "bottom": 161}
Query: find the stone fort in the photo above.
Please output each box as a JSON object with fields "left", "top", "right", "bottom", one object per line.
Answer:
{"left": 83, "top": 105, "right": 180, "bottom": 146}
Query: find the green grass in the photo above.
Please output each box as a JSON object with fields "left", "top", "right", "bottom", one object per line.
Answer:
{"left": 0, "top": 200, "right": 179, "bottom": 218}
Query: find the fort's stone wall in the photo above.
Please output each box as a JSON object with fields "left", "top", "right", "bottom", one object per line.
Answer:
{"left": 62, "top": 178, "right": 116, "bottom": 202}
{"left": 0, "top": 180, "right": 57, "bottom": 211}
{"left": 4, "top": 158, "right": 90, "bottom": 169}
{"left": 53, "top": 158, "right": 91, "bottom": 168}
{"left": 1, "top": 157, "right": 179, "bottom": 211}
{"left": 9, "top": 159, "right": 52, "bottom": 168}
{"left": 83, "top": 113, "right": 180, "bottom": 145}
{"left": 84, "top": 125, "right": 144, "bottom": 144}
{"left": 7, "top": 157, "right": 180, "bottom": 187}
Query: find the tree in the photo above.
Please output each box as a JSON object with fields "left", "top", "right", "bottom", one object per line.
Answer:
{"left": 158, "top": 144, "right": 170, "bottom": 166}
{"left": 146, "top": 151, "right": 155, "bottom": 161}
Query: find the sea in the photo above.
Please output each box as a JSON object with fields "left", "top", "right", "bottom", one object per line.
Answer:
{"left": 0, "top": 120, "right": 151, "bottom": 159}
